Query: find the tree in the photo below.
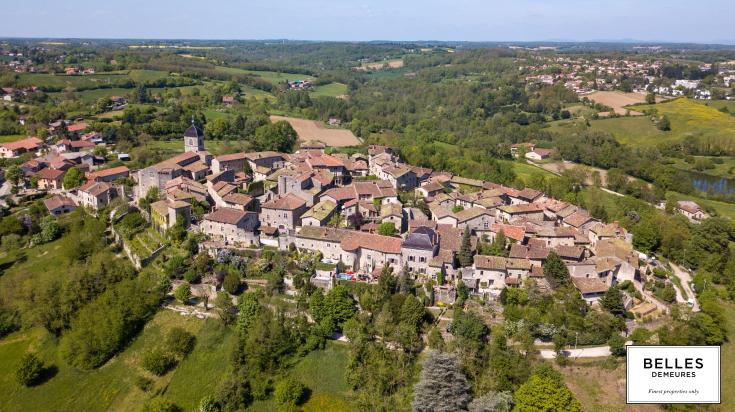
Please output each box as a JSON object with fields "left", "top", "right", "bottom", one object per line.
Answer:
{"left": 144, "top": 396, "right": 180, "bottom": 412}
{"left": 324, "top": 285, "right": 357, "bottom": 327}
{"left": 468, "top": 391, "right": 514, "bottom": 412}
{"left": 608, "top": 333, "right": 626, "bottom": 357}
{"left": 236, "top": 292, "right": 262, "bottom": 333}
{"left": 165, "top": 327, "right": 195, "bottom": 357}
{"left": 214, "top": 291, "right": 235, "bottom": 324}
{"left": 400, "top": 294, "right": 425, "bottom": 331}
{"left": 141, "top": 349, "right": 177, "bottom": 376}
{"left": 458, "top": 229, "right": 474, "bottom": 267}
{"left": 428, "top": 328, "right": 445, "bottom": 351}
{"left": 513, "top": 374, "right": 582, "bottom": 412}
{"left": 412, "top": 352, "right": 471, "bottom": 412}
{"left": 63, "top": 167, "right": 86, "bottom": 189}
{"left": 378, "top": 221, "right": 397, "bottom": 236}
{"left": 15, "top": 353, "right": 44, "bottom": 386}
{"left": 5, "top": 165, "right": 23, "bottom": 189}
{"left": 222, "top": 271, "right": 241, "bottom": 294}
{"left": 657, "top": 115, "right": 671, "bottom": 131}
{"left": 254, "top": 121, "right": 297, "bottom": 152}
{"left": 274, "top": 377, "right": 306, "bottom": 412}
{"left": 174, "top": 282, "right": 191, "bottom": 304}
{"left": 600, "top": 285, "right": 626, "bottom": 317}
{"left": 645, "top": 92, "right": 656, "bottom": 105}
{"left": 543, "top": 252, "right": 570, "bottom": 287}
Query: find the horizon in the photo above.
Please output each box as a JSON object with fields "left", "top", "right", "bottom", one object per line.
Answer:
{"left": 2, "top": 0, "right": 734, "bottom": 45}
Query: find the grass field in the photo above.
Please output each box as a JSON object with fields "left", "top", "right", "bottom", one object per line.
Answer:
{"left": 49, "top": 87, "right": 133, "bottom": 103}
{"left": 0, "top": 134, "right": 26, "bottom": 143}
{"left": 667, "top": 156, "right": 735, "bottom": 178}
{"left": 0, "top": 310, "right": 232, "bottom": 412}
{"left": 249, "top": 341, "right": 352, "bottom": 412}
{"left": 704, "top": 100, "right": 735, "bottom": 113}
{"left": 215, "top": 66, "right": 314, "bottom": 84}
{"left": 145, "top": 139, "right": 245, "bottom": 157}
{"left": 558, "top": 359, "right": 660, "bottom": 412}
{"left": 504, "top": 160, "right": 557, "bottom": 183}
{"left": 310, "top": 83, "right": 348, "bottom": 98}
{"left": 720, "top": 302, "right": 735, "bottom": 410}
{"left": 590, "top": 98, "right": 735, "bottom": 149}
{"left": 17, "top": 70, "right": 170, "bottom": 90}
{"left": 270, "top": 115, "right": 361, "bottom": 147}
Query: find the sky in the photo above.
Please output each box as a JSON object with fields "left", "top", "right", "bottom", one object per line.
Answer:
{"left": 2, "top": 0, "right": 734, "bottom": 44}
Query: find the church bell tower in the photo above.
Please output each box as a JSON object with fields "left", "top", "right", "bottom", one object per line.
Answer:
{"left": 183, "top": 118, "right": 205, "bottom": 153}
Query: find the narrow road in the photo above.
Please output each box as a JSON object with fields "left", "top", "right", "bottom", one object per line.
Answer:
{"left": 538, "top": 341, "right": 633, "bottom": 359}
{"left": 669, "top": 262, "right": 699, "bottom": 312}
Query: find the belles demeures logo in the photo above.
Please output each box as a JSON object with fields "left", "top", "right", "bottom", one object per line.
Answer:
{"left": 627, "top": 346, "right": 720, "bottom": 404}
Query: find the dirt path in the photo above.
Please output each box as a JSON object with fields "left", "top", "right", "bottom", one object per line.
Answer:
{"left": 669, "top": 262, "right": 699, "bottom": 312}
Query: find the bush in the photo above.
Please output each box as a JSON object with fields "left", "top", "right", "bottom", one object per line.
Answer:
{"left": 15, "top": 353, "right": 44, "bottom": 387}
{"left": 183, "top": 269, "right": 201, "bottom": 283}
{"left": 135, "top": 375, "right": 153, "bottom": 392}
{"left": 144, "top": 396, "right": 181, "bottom": 412}
{"left": 166, "top": 327, "right": 195, "bottom": 357}
{"left": 174, "top": 282, "right": 192, "bottom": 304}
{"left": 141, "top": 349, "right": 177, "bottom": 376}
{"left": 223, "top": 271, "right": 241, "bottom": 294}
{"left": 274, "top": 377, "right": 306, "bottom": 411}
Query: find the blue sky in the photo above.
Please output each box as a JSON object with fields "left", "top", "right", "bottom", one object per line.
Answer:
{"left": 2, "top": 0, "right": 733, "bottom": 43}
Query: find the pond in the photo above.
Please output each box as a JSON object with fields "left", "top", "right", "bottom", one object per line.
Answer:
{"left": 683, "top": 169, "right": 735, "bottom": 195}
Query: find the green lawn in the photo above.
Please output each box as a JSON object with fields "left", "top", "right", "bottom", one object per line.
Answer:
{"left": 505, "top": 160, "right": 558, "bottom": 183}
{"left": 310, "top": 83, "right": 348, "bottom": 98}
{"left": 0, "top": 310, "right": 230, "bottom": 412}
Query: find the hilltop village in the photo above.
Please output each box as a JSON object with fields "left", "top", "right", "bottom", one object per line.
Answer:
{"left": 2, "top": 121, "right": 674, "bottom": 314}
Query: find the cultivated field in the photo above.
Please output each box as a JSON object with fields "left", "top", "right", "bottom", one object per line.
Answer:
{"left": 357, "top": 59, "right": 404, "bottom": 71}
{"left": 586, "top": 91, "right": 650, "bottom": 115}
{"left": 270, "top": 115, "right": 361, "bottom": 147}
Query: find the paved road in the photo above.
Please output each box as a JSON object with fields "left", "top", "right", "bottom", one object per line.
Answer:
{"left": 669, "top": 262, "right": 700, "bottom": 312}
{"left": 539, "top": 341, "right": 633, "bottom": 359}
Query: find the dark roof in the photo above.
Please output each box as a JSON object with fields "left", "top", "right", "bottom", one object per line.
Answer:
{"left": 184, "top": 124, "right": 203, "bottom": 138}
{"left": 402, "top": 227, "right": 436, "bottom": 250}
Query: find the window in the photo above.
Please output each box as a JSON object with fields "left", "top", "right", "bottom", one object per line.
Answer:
{"left": 419, "top": 257, "right": 426, "bottom": 263}
{"left": 408, "top": 256, "right": 415, "bottom": 262}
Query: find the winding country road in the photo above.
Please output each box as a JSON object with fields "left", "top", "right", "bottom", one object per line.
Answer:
{"left": 669, "top": 262, "right": 700, "bottom": 312}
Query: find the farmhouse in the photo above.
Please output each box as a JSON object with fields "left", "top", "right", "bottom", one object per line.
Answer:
{"left": 676, "top": 200, "right": 709, "bottom": 222}
{"left": 43, "top": 195, "right": 77, "bottom": 216}
{"left": 525, "top": 148, "right": 554, "bottom": 161}
{"left": 76, "top": 181, "right": 116, "bottom": 210}
{"left": 35, "top": 168, "right": 66, "bottom": 190}
{"left": 0, "top": 137, "right": 43, "bottom": 158}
